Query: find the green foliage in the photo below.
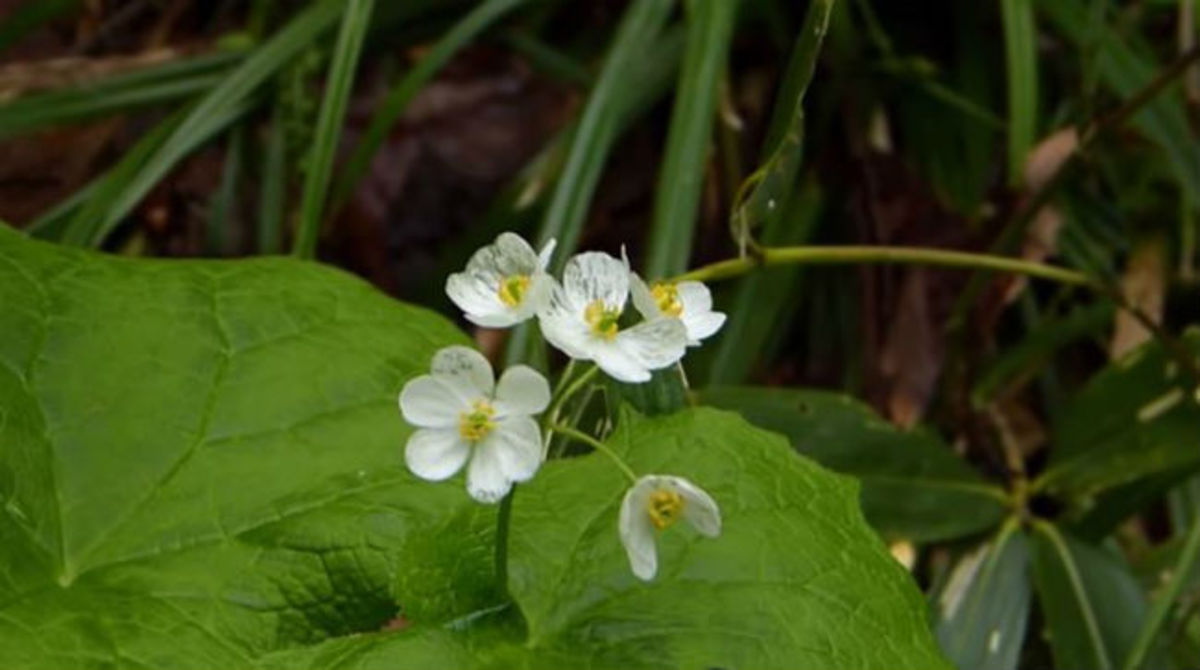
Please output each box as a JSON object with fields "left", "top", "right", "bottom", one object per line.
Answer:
{"left": 700, "top": 386, "right": 1008, "bottom": 542}
{"left": 0, "top": 227, "right": 947, "bottom": 668}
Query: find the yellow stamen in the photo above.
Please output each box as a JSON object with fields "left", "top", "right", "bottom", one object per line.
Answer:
{"left": 584, "top": 300, "right": 621, "bottom": 340}
{"left": 498, "top": 275, "right": 531, "bottom": 307}
{"left": 650, "top": 282, "right": 683, "bottom": 317}
{"left": 647, "top": 488, "right": 685, "bottom": 530}
{"left": 458, "top": 400, "right": 496, "bottom": 442}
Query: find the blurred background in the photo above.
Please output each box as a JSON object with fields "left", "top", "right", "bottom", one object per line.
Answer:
{"left": 2, "top": 1, "right": 1200, "bottom": 667}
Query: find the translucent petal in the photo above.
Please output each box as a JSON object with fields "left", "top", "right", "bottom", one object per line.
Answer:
{"left": 616, "top": 318, "right": 687, "bottom": 371}
{"left": 431, "top": 346, "right": 494, "bottom": 399}
{"left": 466, "top": 232, "right": 539, "bottom": 277}
{"left": 593, "top": 341, "right": 652, "bottom": 383}
{"left": 404, "top": 428, "right": 470, "bottom": 481}
{"left": 682, "top": 311, "right": 726, "bottom": 343}
{"left": 494, "top": 365, "right": 551, "bottom": 417}
{"left": 399, "top": 375, "right": 468, "bottom": 428}
{"left": 536, "top": 238, "right": 557, "bottom": 270}
{"left": 628, "top": 273, "right": 660, "bottom": 320}
{"left": 466, "top": 439, "right": 513, "bottom": 503}
{"left": 676, "top": 281, "right": 713, "bottom": 313}
{"left": 562, "top": 251, "right": 629, "bottom": 311}
{"left": 672, "top": 476, "right": 722, "bottom": 537}
{"left": 539, "top": 284, "right": 593, "bottom": 360}
{"left": 487, "top": 416, "right": 543, "bottom": 482}
{"left": 619, "top": 479, "right": 659, "bottom": 581}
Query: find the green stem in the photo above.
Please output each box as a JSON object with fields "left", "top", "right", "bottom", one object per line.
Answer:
{"left": 673, "top": 245, "right": 1093, "bottom": 286}
{"left": 549, "top": 423, "right": 639, "bottom": 484}
{"left": 545, "top": 365, "right": 601, "bottom": 425}
{"left": 494, "top": 487, "right": 515, "bottom": 594}
{"left": 1122, "top": 511, "right": 1200, "bottom": 670}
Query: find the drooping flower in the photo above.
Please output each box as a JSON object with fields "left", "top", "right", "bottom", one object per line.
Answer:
{"left": 538, "top": 251, "right": 687, "bottom": 383}
{"left": 399, "top": 346, "right": 550, "bottom": 503}
{"left": 630, "top": 275, "right": 725, "bottom": 346}
{"left": 618, "top": 474, "right": 721, "bottom": 580}
{"left": 446, "top": 232, "right": 557, "bottom": 328}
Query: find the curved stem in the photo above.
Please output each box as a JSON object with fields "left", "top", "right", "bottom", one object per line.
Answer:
{"left": 549, "top": 423, "right": 639, "bottom": 484}
{"left": 672, "top": 245, "right": 1094, "bottom": 287}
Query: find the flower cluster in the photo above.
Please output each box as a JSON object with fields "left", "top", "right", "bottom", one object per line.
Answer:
{"left": 399, "top": 232, "right": 724, "bottom": 580}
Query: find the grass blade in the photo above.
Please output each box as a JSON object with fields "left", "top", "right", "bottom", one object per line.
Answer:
{"left": 642, "top": 0, "right": 738, "bottom": 278}
{"left": 1123, "top": 496, "right": 1200, "bottom": 669}
{"left": 329, "top": 0, "right": 528, "bottom": 216}
{"left": 537, "top": 0, "right": 677, "bottom": 271}
{"left": 730, "top": 0, "right": 834, "bottom": 255}
{"left": 292, "top": 0, "right": 375, "bottom": 259}
{"left": 81, "top": 0, "right": 343, "bottom": 247}
{"left": 207, "top": 124, "right": 246, "bottom": 255}
{"left": 1002, "top": 0, "right": 1038, "bottom": 185}
{"left": 258, "top": 96, "right": 288, "bottom": 254}
{"left": 0, "top": 52, "right": 240, "bottom": 140}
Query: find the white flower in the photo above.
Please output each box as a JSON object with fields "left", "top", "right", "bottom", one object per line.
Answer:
{"left": 630, "top": 275, "right": 725, "bottom": 346}
{"left": 538, "top": 251, "right": 688, "bottom": 383}
{"left": 618, "top": 475, "right": 721, "bottom": 581}
{"left": 446, "top": 232, "right": 557, "bottom": 328}
{"left": 398, "top": 346, "right": 550, "bottom": 503}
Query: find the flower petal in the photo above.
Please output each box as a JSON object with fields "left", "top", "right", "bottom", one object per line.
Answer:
{"left": 682, "top": 311, "right": 726, "bottom": 344}
{"left": 494, "top": 365, "right": 551, "bottom": 417}
{"left": 445, "top": 272, "right": 501, "bottom": 319}
{"left": 671, "top": 476, "right": 721, "bottom": 537}
{"left": 486, "top": 416, "right": 543, "bottom": 482}
{"left": 562, "top": 251, "right": 629, "bottom": 311}
{"left": 536, "top": 238, "right": 557, "bottom": 270}
{"left": 628, "top": 273, "right": 660, "bottom": 320}
{"left": 676, "top": 281, "right": 713, "bottom": 313}
{"left": 467, "top": 232, "right": 539, "bottom": 277}
{"left": 466, "top": 439, "right": 513, "bottom": 503}
{"left": 619, "top": 479, "right": 659, "bottom": 581}
{"left": 399, "top": 375, "right": 467, "bottom": 428}
{"left": 404, "top": 428, "right": 470, "bottom": 481}
{"left": 431, "top": 346, "right": 494, "bottom": 399}
{"left": 539, "top": 283, "right": 594, "bottom": 360}
{"left": 593, "top": 341, "right": 652, "bottom": 383}
{"left": 615, "top": 318, "right": 687, "bottom": 371}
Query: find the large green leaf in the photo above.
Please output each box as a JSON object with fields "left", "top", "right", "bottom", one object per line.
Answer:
{"left": 508, "top": 407, "right": 952, "bottom": 669}
{"left": 0, "top": 225, "right": 498, "bottom": 666}
{"left": 700, "top": 386, "right": 1008, "bottom": 542}
{"left": 934, "top": 525, "right": 1031, "bottom": 670}
{"left": 0, "top": 228, "right": 946, "bottom": 668}
{"left": 1036, "top": 333, "right": 1200, "bottom": 505}
{"left": 1029, "top": 522, "right": 1163, "bottom": 670}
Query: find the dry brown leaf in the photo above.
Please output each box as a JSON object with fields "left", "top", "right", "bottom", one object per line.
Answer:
{"left": 1110, "top": 237, "right": 1167, "bottom": 359}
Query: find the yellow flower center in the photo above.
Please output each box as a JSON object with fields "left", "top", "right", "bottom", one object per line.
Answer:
{"left": 458, "top": 400, "right": 496, "bottom": 442}
{"left": 498, "top": 275, "right": 531, "bottom": 307}
{"left": 647, "top": 488, "right": 685, "bottom": 530}
{"left": 584, "top": 300, "right": 621, "bottom": 340}
{"left": 650, "top": 282, "right": 683, "bottom": 317}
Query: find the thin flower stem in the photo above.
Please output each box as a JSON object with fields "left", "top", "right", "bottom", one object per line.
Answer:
{"left": 672, "top": 245, "right": 1094, "bottom": 286}
{"left": 549, "top": 423, "right": 639, "bottom": 484}
{"left": 494, "top": 486, "right": 515, "bottom": 595}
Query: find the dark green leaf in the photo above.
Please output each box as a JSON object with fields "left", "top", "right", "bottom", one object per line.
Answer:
{"left": 1035, "top": 332, "right": 1200, "bottom": 503}
{"left": 935, "top": 525, "right": 1031, "bottom": 670}
{"left": 1030, "top": 522, "right": 1161, "bottom": 670}
{"left": 699, "top": 387, "right": 1008, "bottom": 542}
